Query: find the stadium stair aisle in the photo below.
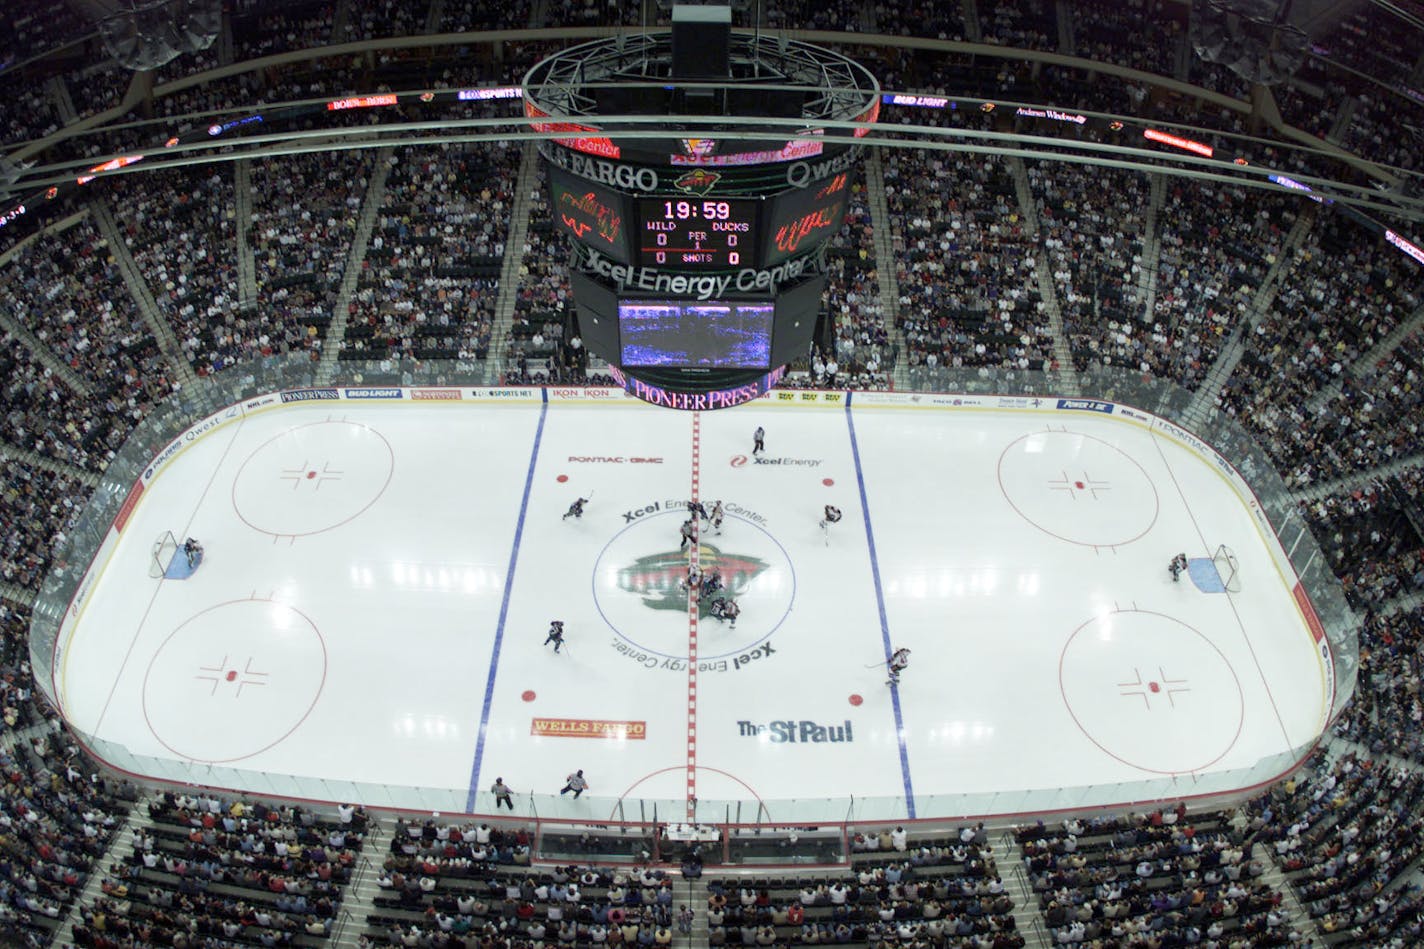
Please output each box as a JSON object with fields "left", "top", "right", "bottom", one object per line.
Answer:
{"left": 216, "top": 6, "right": 234, "bottom": 64}
{"left": 1009, "top": 156, "right": 1080, "bottom": 397}
{"left": 331, "top": 0, "right": 354, "bottom": 45}
{"left": 489, "top": 141, "right": 544, "bottom": 383}
{"left": 424, "top": 0, "right": 445, "bottom": 33}
{"left": 1290, "top": 452, "right": 1424, "bottom": 505}
{"left": 234, "top": 160, "right": 259, "bottom": 311}
{"left": 1306, "top": 298, "right": 1424, "bottom": 415}
{"left": 318, "top": 146, "right": 395, "bottom": 384}
{"left": 1137, "top": 175, "right": 1167, "bottom": 325}
{"left": 1252, "top": 841, "right": 1314, "bottom": 941}
{"left": 962, "top": 0, "right": 982, "bottom": 42}
{"left": 990, "top": 833, "right": 1052, "bottom": 949}
{"left": 53, "top": 795, "right": 151, "bottom": 948}
{"left": 0, "top": 719, "right": 57, "bottom": 753}
{"left": 0, "top": 438, "right": 100, "bottom": 487}
{"left": 45, "top": 75, "right": 77, "bottom": 126}
{"left": 1187, "top": 204, "right": 1318, "bottom": 426}
{"left": 1326, "top": 98, "right": 1358, "bottom": 147}
{"left": 1055, "top": 0, "right": 1074, "bottom": 54}
{"left": 89, "top": 198, "right": 198, "bottom": 388}
{"left": 863, "top": 151, "right": 908, "bottom": 388}
{"left": 0, "top": 581, "right": 35, "bottom": 608}
{"left": 686, "top": 878, "right": 709, "bottom": 947}
{"left": 346, "top": 815, "right": 400, "bottom": 946}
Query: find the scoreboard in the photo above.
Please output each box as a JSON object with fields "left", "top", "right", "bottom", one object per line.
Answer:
{"left": 522, "top": 23, "right": 878, "bottom": 407}
{"left": 549, "top": 149, "right": 859, "bottom": 407}
{"left": 637, "top": 197, "right": 759, "bottom": 268}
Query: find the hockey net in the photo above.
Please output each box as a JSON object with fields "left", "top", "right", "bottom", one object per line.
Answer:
{"left": 150, "top": 530, "right": 179, "bottom": 579}
{"left": 1212, "top": 544, "right": 1242, "bottom": 593}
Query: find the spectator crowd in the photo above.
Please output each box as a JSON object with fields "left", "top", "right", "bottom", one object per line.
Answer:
{"left": 0, "top": 1, "right": 1419, "bottom": 945}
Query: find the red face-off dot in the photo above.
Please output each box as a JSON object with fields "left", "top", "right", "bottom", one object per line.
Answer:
{"left": 307, "top": 471, "right": 317, "bottom": 479}
{"left": 822, "top": 478, "right": 835, "bottom": 487}
{"left": 556, "top": 475, "right": 569, "bottom": 483}
{"left": 225, "top": 670, "right": 238, "bottom": 682}
{"left": 1149, "top": 681, "right": 1161, "bottom": 693}
{"left": 1075, "top": 481, "right": 1085, "bottom": 489}
{"left": 521, "top": 690, "right": 536, "bottom": 702}
{"left": 848, "top": 694, "right": 863, "bottom": 706}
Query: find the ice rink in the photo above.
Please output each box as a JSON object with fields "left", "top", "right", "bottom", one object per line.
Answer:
{"left": 53, "top": 389, "right": 1331, "bottom": 822}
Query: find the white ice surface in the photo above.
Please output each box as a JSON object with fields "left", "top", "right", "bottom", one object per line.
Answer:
{"left": 56, "top": 398, "right": 1328, "bottom": 821}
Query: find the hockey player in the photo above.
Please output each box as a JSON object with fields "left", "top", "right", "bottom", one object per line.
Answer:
{"left": 700, "top": 569, "right": 722, "bottom": 599}
{"left": 559, "top": 769, "right": 588, "bottom": 798}
{"left": 752, "top": 426, "right": 765, "bottom": 456}
{"left": 679, "top": 518, "right": 697, "bottom": 551}
{"left": 687, "top": 499, "right": 708, "bottom": 523}
{"left": 562, "top": 497, "right": 589, "bottom": 521}
{"left": 682, "top": 563, "right": 702, "bottom": 600}
{"left": 887, "top": 647, "right": 910, "bottom": 687}
{"left": 1168, "top": 553, "right": 1188, "bottom": 582}
{"left": 543, "top": 620, "right": 566, "bottom": 654}
{"left": 819, "top": 504, "right": 843, "bottom": 543}
{"left": 183, "top": 537, "right": 204, "bottom": 568}
{"left": 705, "top": 500, "right": 725, "bottom": 535}
{"left": 710, "top": 597, "right": 740, "bottom": 627}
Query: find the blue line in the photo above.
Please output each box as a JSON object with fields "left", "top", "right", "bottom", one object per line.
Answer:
{"left": 466, "top": 390, "right": 549, "bottom": 812}
{"left": 844, "top": 396, "right": 916, "bottom": 818}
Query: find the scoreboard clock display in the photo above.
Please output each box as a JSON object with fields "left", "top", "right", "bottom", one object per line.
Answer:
{"left": 637, "top": 197, "right": 759, "bottom": 268}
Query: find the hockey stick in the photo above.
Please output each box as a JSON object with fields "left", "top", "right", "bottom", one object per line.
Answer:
{"left": 864, "top": 659, "right": 889, "bottom": 668}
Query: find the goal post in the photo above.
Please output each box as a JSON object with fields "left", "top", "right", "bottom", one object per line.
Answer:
{"left": 150, "top": 530, "right": 179, "bottom": 579}
{"left": 1212, "top": 544, "right": 1241, "bottom": 593}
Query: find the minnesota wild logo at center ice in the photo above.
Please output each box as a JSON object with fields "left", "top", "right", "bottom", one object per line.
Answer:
{"left": 614, "top": 542, "right": 769, "bottom": 615}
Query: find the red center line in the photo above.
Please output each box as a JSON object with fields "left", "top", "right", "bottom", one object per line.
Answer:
{"left": 686, "top": 412, "right": 701, "bottom": 819}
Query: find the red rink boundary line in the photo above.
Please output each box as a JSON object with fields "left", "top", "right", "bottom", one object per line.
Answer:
{"left": 687, "top": 413, "right": 702, "bottom": 819}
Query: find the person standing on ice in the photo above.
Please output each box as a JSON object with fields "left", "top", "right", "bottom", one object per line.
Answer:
{"left": 752, "top": 426, "right": 765, "bottom": 456}
{"left": 887, "top": 647, "right": 910, "bottom": 687}
{"left": 1168, "top": 552, "right": 1187, "bottom": 582}
{"left": 705, "top": 500, "right": 724, "bottom": 535}
{"left": 560, "top": 769, "right": 588, "bottom": 798}
{"left": 491, "top": 777, "right": 515, "bottom": 811}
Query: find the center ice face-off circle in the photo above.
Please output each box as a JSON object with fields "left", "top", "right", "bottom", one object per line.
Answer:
{"left": 997, "top": 429, "right": 1160, "bottom": 548}
{"left": 142, "top": 598, "right": 327, "bottom": 763}
{"left": 592, "top": 508, "right": 795, "bottom": 662}
{"left": 231, "top": 419, "right": 395, "bottom": 537}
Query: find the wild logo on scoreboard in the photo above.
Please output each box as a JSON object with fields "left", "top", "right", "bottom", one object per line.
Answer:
{"left": 673, "top": 168, "right": 721, "bottom": 196}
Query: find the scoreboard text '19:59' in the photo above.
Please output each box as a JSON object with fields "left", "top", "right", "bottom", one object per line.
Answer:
{"left": 637, "top": 196, "right": 759, "bottom": 269}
